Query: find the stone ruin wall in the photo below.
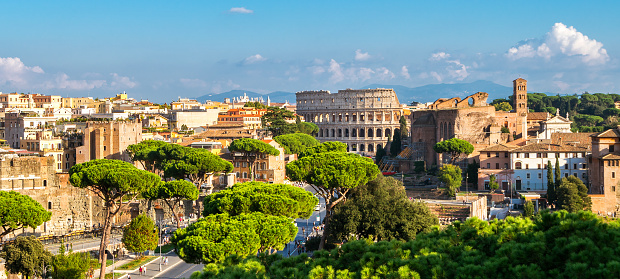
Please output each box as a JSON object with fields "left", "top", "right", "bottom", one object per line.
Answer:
{"left": 0, "top": 156, "right": 107, "bottom": 239}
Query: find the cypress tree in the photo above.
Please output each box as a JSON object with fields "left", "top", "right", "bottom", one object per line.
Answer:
{"left": 555, "top": 158, "right": 561, "bottom": 189}
{"left": 546, "top": 161, "right": 556, "bottom": 205}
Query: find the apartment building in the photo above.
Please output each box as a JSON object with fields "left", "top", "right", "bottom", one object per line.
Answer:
{"left": 478, "top": 137, "right": 590, "bottom": 192}
{"left": 217, "top": 108, "right": 267, "bottom": 129}
{"left": 229, "top": 139, "right": 285, "bottom": 183}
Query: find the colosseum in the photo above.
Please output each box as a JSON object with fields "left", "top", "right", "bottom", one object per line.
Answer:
{"left": 296, "top": 88, "right": 404, "bottom": 156}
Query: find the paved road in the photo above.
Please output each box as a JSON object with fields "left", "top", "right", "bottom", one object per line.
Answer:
{"left": 279, "top": 184, "right": 326, "bottom": 257}
{"left": 120, "top": 253, "right": 203, "bottom": 279}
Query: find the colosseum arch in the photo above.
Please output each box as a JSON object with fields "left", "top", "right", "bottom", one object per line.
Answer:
{"left": 345, "top": 128, "right": 349, "bottom": 137}
{"left": 360, "top": 144, "right": 365, "bottom": 151}
{"left": 377, "top": 128, "right": 382, "bottom": 138}
{"left": 368, "top": 128, "right": 374, "bottom": 137}
{"left": 385, "top": 128, "right": 391, "bottom": 138}
{"left": 359, "top": 128, "right": 365, "bottom": 138}
{"left": 352, "top": 128, "right": 357, "bottom": 137}
{"left": 368, "top": 144, "right": 374, "bottom": 152}
{"left": 331, "top": 129, "right": 335, "bottom": 137}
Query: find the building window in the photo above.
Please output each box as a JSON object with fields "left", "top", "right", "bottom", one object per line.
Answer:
{"left": 538, "top": 173, "right": 542, "bottom": 179}
{"left": 505, "top": 153, "right": 509, "bottom": 158}
{"left": 613, "top": 172, "right": 616, "bottom": 179}
{"left": 515, "top": 162, "right": 522, "bottom": 169}
{"left": 525, "top": 164, "right": 529, "bottom": 169}
{"left": 565, "top": 164, "right": 568, "bottom": 169}
{"left": 486, "top": 163, "right": 490, "bottom": 169}
{"left": 103, "top": 146, "right": 107, "bottom": 151}
{"left": 495, "top": 163, "right": 499, "bottom": 169}
{"left": 504, "top": 163, "right": 509, "bottom": 169}
{"left": 242, "top": 162, "right": 247, "bottom": 168}
{"left": 537, "top": 153, "right": 542, "bottom": 158}
{"left": 538, "top": 164, "right": 541, "bottom": 169}
{"left": 564, "top": 173, "right": 568, "bottom": 178}
{"left": 526, "top": 173, "right": 531, "bottom": 179}
{"left": 43, "top": 180, "right": 47, "bottom": 186}
{"left": 487, "top": 152, "right": 490, "bottom": 157}
{"left": 48, "top": 202, "right": 52, "bottom": 210}
{"left": 243, "top": 172, "right": 248, "bottom": 178}
{"left": 495, "top": 152, "right": 499, "bottom": 157}
{"left": 525, "top": 153, "right": 530, "bottom": 158}
{"left": 611, "top": 145, "right": 616, "bottom": 152}
{"left": 574, "top": 164, "right": 577, "bottom": 169}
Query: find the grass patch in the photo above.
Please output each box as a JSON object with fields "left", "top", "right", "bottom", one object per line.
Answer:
{"left": 156, "top": 244, "right": 175, "bottom": 254}
{"left": 117, "top": 256, "right": 157, "bottom": 270}
{"left": 90, "top": 259, "right": 114, "bottom": 269}
{"left": 104, "top": 273, "right": 122, "bottom": 279}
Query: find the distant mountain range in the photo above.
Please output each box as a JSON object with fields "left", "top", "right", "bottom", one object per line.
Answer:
{"left": 195, "top": 80, "right": 514, "bottom": 105}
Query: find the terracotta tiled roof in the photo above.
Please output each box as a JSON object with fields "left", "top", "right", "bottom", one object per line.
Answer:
{"left": 551, "top": 132, "right": 595, "bottom": 145}
{"left": 527, "top": 112, "right": 549, "bottom": 121}
{"left": 511, "top": 142, "right": 588, "bottom": 152}
{"left": 593, "top": 129, "right": 620, "bottom": 138}
{"left": 479, "top": 143, "right": 518, "bottom": 152}
{"left": 601, "top": 152, "right": 620, "bottom": 160}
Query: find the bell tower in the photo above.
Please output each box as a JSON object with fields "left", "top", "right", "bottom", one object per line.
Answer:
{"left": 513, "top": 78, "right": 528, "bottom": 115}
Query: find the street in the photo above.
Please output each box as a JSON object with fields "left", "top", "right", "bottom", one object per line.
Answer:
{"left": 118, "top": 253, "right": 204, "bottom": 279}
{"left": 279, "top": 183, "right": 326, "bottom": 257}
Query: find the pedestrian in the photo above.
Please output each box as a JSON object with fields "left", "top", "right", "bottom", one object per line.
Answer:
{"left": 139, "top": 266, "right": 143, "bottom": 275}
{"left": 127, "top": 275, "right": 131, "bottom": 279}
{"left": 165, "top": 257, "right": 169, "bottom": 265}
{"left": 144, "top": 265, "right": 147, "bottom": 273}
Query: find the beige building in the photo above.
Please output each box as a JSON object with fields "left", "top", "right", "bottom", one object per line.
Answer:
{"left": 20, "top": 131, "right": 64, "bottom": 172}
{"left": 5, "top": 112, "right": 57, "bottom": 149}
{"left": 62, "top": 97, "right": 102, "bottom": 109}
{"left": 588, "top": 128, "right": 620, "bottom": 215}
{"left": 166, "top": 109, "right": 220, "bottom": 130}
{"left": 296, "top": 88, "right": 404, "bottom": 157}
{"left": 74, "top": 120, "right": 143, "bottom": 165}
{"left": 171, "top": 98, "right": 204, "bottom": 110}
{"left": 228, "top": 139, "right": 286, "bottom": 183}
{"left": 217, "top": 108, "right": 267, "bottom": 129}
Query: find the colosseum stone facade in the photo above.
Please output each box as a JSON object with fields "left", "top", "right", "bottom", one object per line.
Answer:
{"left": 296, "top": 88, "right": 404, "bottom": 157}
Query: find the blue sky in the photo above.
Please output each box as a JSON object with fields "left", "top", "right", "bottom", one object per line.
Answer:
{"left": 1, "top": 1, "right": 619, "bottom": 102}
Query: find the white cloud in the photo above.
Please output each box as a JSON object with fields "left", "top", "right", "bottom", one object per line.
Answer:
{"left": 430, "top": 52, "right": 451, "bottom": 61}
{"left": 110, "top": 73, "right": 137, "bottom": 88}
{"left": 328, "top": 59, "right": 345, "bottom": 83}
{"left": 243, "top": 54, "right": 266, "bottom": 64}
{"left": 376, "top": 67, "right": 395, "bottom": 80}
{"left": 45, "top": 73, "right": 106, "bottom": 90}
{"left": 400, "top": 66, "right": 410, "bottom": 79}
{"left": 180, "top": 78, "right": 208, "bottom": 88}
{"left": 446, "top": 60, "right": 470, "bottom": 80}
{"left": 506, "top": 23, "right": 609, "bottom": 65}
{"left": 0, "top": 57, "right": 44, "bottom": 86}
{"left": 354, "top": 49, "right": 371, "bottom": 61}
{"left": 308, "top": 66, "right": 325, "bottom": 75}
{"left": 430, "top": 71, "right": 442, "bottom": 82}
{"left": 229, "top": 7, "right": 253, "bottom": 14}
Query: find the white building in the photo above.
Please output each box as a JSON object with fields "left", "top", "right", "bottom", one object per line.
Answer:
{"left": 538, "top": 109, "right": 572, "bottom": 140}
{"left": 510, "top": 142, "right": 589, "bottom": 192}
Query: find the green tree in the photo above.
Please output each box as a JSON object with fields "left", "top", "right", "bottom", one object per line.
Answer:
{"left": 157, "top": 144, "right": 233, "bottom": 187}
{"left": 329, "top": 175, "right": 438, "bottom": 242}
{"left": 375, "top": 145, "right": 387, "bottom": 165}
{"left": 244, "top": 101, "right": 267, "bottom": 109}
{"left": 229, "top": 138, "right": 280, "bottom": 181}
{"left": 399, "top": 116, "right": 408, "bottom": 139}
{"left": 127, "top": 140, "right": 169, "bottom": 174}
{"left": 181, "top": 124, "right": 189, "bottom": 131}
{"left": 298, "top": 141, "right": 347, "bottom": 158}
{"left": 500, "top": 126, "right": 510, "bottom": 133}
{"left": 546, "top": 161, "right": 556, "bottom": 206}
{"left": 69, "top": 159, "right": 161, "bottom": 279}
{"left": 1, "top": 236, "right": 52, "bottom": 279}
{"left": 202, "top": 182, "right": 317, "bottom": 219}
{"left": 273, "top": 133, "right": 319, "bottom": 155}
{"left": 286, "top": 152, "right": 380, "bottom": 249}
{"left": 433, "top": 138, "right": 474, "bottom": 164}
{"left": 174, "top": 182, "right": 315, "bottom": 263}
{"left": 556, "top": 176, "right": 592, "bottom": 212}
{"left": 523, "top": 200, "right": 535, "bottom": 217}
{"left": 122, "top": 214, "right": 159, "bottom": 257}
{"left": 261, "top": 107, "right": 296, "bottom": 136}
{"left": 555, "top": 158, "right": 561, "bottom": 189}
{"left": 0, "top": 191, "right": 51, "bottom": 239}
{"left": 297, "top": 122, "right": 319, "bottom": 135}
{"left": 390, "top": 128, "right": 402, "bottom": 156}
{"left": 142, "top": 180, "right": 199, "bottom": 228}
{"left": 488, "top": 174, "right": 499, "bottom": 193}
{"left": 438, "top": 164, "right": 462, "bottom": 196}
{"left": 51, "top": 242, "right": 91, "bottom": 279}
{"left": 494, "top": 102, "right": 513, "bottom": 111}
